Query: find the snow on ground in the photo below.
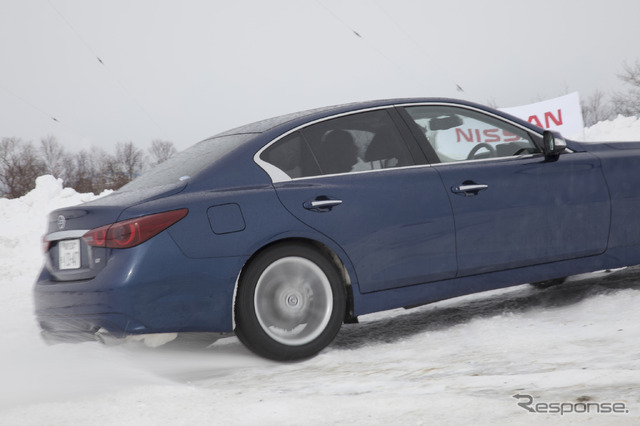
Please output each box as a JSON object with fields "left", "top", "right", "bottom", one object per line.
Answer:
{"left": 2, "top": 116, "right": 640, "bottom": 425}
{"left": 575, "top": 115, "right": 640, "bottom": 142}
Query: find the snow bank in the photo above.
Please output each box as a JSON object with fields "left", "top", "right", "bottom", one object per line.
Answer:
{"left": 574, "top": 114, "right": 640, "bottom": 142}
{"left": 0, "top": 176, "right": 107, "bottom": 282}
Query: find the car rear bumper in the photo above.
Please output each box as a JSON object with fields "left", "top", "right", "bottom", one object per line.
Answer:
{"left": 34, "top": 232, "right": 247, "bottom": 340}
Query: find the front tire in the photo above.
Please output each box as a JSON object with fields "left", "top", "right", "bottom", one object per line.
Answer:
{"left": 235, "top": 243, "right": 346, "bottom": 361}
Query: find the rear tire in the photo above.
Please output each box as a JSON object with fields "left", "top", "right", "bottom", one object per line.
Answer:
{"left": 235, "top": 243, "right": 346, "bottom": 361}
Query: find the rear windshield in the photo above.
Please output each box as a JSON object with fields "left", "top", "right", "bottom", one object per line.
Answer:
{"left": 121, "top": 133, "right": 256, "bottom": 191}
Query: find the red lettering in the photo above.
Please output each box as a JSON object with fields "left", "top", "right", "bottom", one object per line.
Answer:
{"left": 528, "top": 110, "right": 563, "bottom": 129}
{"left": 545, "top": 109, "right": 563, "bottom": 127}
{"left": 456, "top": 128, "right": 474, "bottom": 142}
{"left": 528, "top": 115, "right": 543, "bottom": 127}
{"left": 456, "top": 128, "right": 512, "bottom": 143}
{"left": 503, "top": 130, "right": 520, "bottom": 142}
{"left": 483, "top": 128, "right": 500, "bottom": 143}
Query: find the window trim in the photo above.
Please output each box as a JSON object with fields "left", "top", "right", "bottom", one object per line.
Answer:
{"left": 254, "top": 106, "right": 422, "bottom": 183}
{"left": 396, "top": 102, "right": 548, "bottom": 164}
{"left": 254, "top": 102, "right": 557, "bottom": 183}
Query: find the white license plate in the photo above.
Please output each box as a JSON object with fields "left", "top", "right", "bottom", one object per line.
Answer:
{"left": 59, "top": 239, "right": 81, "bottom": 270}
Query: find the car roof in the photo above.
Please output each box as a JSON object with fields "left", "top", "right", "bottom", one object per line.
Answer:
{"left": 209, "top": 97, "right": 542, "bottom": 140}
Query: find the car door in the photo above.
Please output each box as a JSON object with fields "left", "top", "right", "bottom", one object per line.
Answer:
{"left": 257, "top": 108, "right": 457, "bottom": 293}
{"left": 401, "top": 104, "right": 611, "bottom": 277}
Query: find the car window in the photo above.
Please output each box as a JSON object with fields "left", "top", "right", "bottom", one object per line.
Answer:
{"left": 404, "top": 106, "right": 540, "bottom": 163}
{"left": 259, "top": 132, "right": 321, "bottom": 179}
{"left": 122, "top": 133, "right": 255, "bottom": 190}
{"left": 260, "top": 109, "right": 415, "bottom": 179}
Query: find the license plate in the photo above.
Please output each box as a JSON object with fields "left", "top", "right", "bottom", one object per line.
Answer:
{"left": 59, "top": 239, "right": 81, "bottom": 270}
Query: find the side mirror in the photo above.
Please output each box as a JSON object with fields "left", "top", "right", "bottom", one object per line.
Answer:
{"left": 542, "top": 130, "right": 567, "bottom": 158}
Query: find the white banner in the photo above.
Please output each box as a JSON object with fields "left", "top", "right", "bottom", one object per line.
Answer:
{"left": 500, "top": 92, "right": 584, "bottom": 138}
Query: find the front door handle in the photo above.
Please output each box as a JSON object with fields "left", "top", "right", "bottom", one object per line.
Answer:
{"left": 451, "top": 182, "right": 488, "bottom": 196}
{"left": 303, "top": 197, "right": 343, "bottom": 212}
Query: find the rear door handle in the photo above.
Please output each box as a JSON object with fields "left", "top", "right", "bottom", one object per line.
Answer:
{"left": 303, "top": 197, "right": 343, "bottom": 211}
{"left": 451, "top": 183, "right": 488, "bottom": 196}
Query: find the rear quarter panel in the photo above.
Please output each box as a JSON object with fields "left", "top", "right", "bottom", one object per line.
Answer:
{"left": 123, "top": 183, "right": 357, "bottom": 274}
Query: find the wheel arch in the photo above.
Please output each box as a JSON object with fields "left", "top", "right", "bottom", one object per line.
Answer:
{"left": 232, "top": 237, "right": 357, "bottom": 330}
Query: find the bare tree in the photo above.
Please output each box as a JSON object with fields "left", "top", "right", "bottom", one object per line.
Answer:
{"left": 64, "top": 147, "right": 117, "bottom": 194}
{"left": 582, "top": 90, "right": 613, "bottom": 126}
{"left": 611, "top": 60, "right": 640, "bottom": 116}
{"left": 65, "top": 149, "right": 97, "bottom": 194}
{"left": 0, "top": 137, "right": 46, "bottom": 198}
{"left": 116, "top": 141, "right": 144, "bottom": 182}
{"left": 91, "top": 147, "right": 122, "bottom": 192}
{"left": 3, "top": 135, "right": 174, "bottom": 196}
{"left": 39, "top": 135, "right": 67, "bottom": 179}
{"left": 59, "top": 153, "right": 77, "bottom": 188}
{"left": 0, "top": 137, "right": 15, "bottom": 197}
{"left": 148, "top": 139, "right": 177, "bottom": 167}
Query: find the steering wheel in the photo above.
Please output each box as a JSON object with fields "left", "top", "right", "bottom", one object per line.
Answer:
{"left": 467, "top": 143, "right": 496, "bottom": 160}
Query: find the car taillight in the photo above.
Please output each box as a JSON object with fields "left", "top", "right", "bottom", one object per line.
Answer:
{"left": 42, "top": 236, "right": 50, "bottom": 253}
{"left": 83, "top": 209, "right": 188, "bottom": 249}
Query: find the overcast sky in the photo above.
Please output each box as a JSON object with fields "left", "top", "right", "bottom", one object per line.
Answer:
{"left": 1, "top": 0, "right": 639, "bottom": 152}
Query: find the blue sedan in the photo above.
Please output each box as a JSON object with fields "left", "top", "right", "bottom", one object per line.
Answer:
{"left": 34, "top": 98, "right": 637, "bottom": 360}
